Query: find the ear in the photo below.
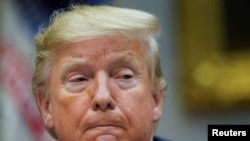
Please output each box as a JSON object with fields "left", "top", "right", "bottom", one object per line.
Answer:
{"left": 152, "top": 89, "right": 165, "bottom": 122}
{"left": 35, "top": 87, "right": 54, "bottom": 129}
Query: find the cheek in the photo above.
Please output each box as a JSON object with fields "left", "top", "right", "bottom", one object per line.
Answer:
{"left": 50, "top": 88, "right": 90, "bottom": 128}
{"left": 118, "top": 87, "right": 155, "bottom": 123}
{"left": 116, "top": 89, "right": 155, "bottom": 139}
{"left": 51, "top": 91, "right": 90, "bottom": 117}
{"left": 124, "top": 77, "right": 154, "bottom": 118}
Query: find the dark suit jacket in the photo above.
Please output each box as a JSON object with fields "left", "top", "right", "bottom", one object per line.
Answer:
{"left": 154, "top": 136, "right": 172, "bottom": 141}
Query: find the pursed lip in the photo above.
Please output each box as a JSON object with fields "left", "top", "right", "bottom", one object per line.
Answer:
{"left": 85, "top": 122, "right": 125, "bottom": 132}
{"left": 83, "top": 114, "right": 127, "bottom": 132}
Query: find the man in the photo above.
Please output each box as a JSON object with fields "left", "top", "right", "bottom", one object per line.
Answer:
{"left": 32, "top": 5, "right": 169, "bottom": 141}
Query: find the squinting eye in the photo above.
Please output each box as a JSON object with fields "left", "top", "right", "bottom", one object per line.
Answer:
{"left": 65, "top": 74, "right": 89, "bottom": 93}
{"left": 74, "top": 77, "right": 88, "bottom": 82}
{"left": 67, "top": 73, "right": 89, "bottom": 83}
{"left": 112, "top": 68, "right": 137, "bottom": 90}
{"left": 114, "top": 68, "right": 134, "bottom": 80}
{"left": 121, "top": 74, "right": 133, "bottom": 79}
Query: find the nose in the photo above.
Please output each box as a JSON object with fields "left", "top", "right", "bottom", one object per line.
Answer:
{"left": 91, "top": 72, "right": 115, "bottom": 111}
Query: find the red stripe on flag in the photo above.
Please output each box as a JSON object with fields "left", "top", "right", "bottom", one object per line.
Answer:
{"left": 1, "top": 43, "right": 50, "bottom": 141}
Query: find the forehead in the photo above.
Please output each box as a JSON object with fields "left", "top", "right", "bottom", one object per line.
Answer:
{"left": 54, "top": 37, "right": 147, "bottom": 61}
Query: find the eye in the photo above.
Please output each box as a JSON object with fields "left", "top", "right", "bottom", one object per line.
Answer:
{"left": 67, "top": 73, "right": 89, "bottom": 83}
{"left": 120, "top": 74, "right": 133, "bottom": 80}
{"left": 64, "top": 73, "right": 90, "bottom": 93}
{"left": 112, "top": 68, "right": 137, "bottom": 89}
{"left": 73, "top": 77, "right": 88, "bottom": 82}
{"left": 113, "top": 68, "right": 134, "bottom": 80}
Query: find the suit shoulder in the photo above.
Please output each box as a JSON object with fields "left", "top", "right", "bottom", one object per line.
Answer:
{"left": 153, "top": 136, "right": 173, "bottom": 141}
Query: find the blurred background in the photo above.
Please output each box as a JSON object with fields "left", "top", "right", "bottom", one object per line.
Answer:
{"left": 1, "top": 0, "right": 250, "bottom": 141}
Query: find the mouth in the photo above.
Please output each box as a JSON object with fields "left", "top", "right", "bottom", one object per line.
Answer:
{"left": 86, "top": 124, "right": 123, "bottom": 131}
{"left": 84, "top": 116, "right": 127, "bottom": 133}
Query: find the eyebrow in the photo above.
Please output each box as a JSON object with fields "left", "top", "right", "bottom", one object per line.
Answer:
{"left": 107, "top": 51, "right": 144, "bottom": 72}
{"left": 59, "top": 58, "right": 91, "bottom": 77}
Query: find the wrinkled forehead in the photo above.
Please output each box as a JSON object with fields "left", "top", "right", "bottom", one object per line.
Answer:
{"left": 53, "top": 36, "right": 148, "bottom": 61}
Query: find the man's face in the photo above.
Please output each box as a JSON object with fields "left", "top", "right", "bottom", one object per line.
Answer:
{"left": 38, "top": 37, "right": 163, "bottom": 141}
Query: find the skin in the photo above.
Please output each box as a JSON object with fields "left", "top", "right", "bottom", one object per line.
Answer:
{"left": 36, "top": 36, "right": 164, "bottom": 141}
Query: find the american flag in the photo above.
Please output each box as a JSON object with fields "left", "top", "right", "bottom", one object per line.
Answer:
{"left": 0, "top": 42, "right": 51, "bottom": 141}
